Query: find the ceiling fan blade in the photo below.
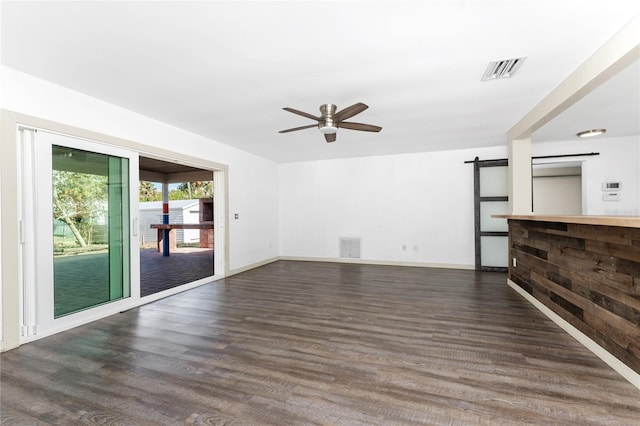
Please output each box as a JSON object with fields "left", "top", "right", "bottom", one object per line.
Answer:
{"left": 334, "top": 102, "right": 368, "bottom": 122}
{"left": 324, "top": 133, "right": 337, "bottom": 143}
{"left": 278, "top": 124, "right": 318, "bottom": 133}
{"left": 339, "top": 122, "right": 382, "bottom": 132}
{"left": 283, "top": 107, "right": 320, "bottom": 121}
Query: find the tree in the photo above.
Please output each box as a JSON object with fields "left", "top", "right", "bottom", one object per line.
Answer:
{"left": 176, "top": 181, "right": 213, "bottom": 199}
{"left": 139, "top": 180, "right": 213, "bottom": 202}
{"left": 139, "top": 181, "right": 161, "bottom": 202}
{"left": 52, "top": 170, "right": 107, "bottom": 247}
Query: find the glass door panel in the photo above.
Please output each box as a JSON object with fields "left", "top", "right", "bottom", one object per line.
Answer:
{"left": 480, "top": 236, "right": 508, "bottom": 268}
{"left": 479, "top": 166, "right": 508, "bottom": 197}
{"left": 52, "top": 145, "right": 130, "bottom": 317}
{"left": 480, "top": 201, "right": 509, "bottom": 233}
{"left": 23, "top": 129, "right": 138, "bottom": 338}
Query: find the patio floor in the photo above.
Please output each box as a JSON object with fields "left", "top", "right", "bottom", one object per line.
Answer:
{"left": 139, "top": 247, "right": 214, "bottom": 296}
{"left": 53, "top": 248, "right": 214, "bottom": 315}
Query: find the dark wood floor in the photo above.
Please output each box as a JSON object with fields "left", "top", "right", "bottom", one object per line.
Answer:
{"left": 1, "top": 261, "right": 638, "bottom": 425}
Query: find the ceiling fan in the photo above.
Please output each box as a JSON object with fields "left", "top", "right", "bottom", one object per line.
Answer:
{"left": 279, "top": 102, "right": 382, "bottom": 142}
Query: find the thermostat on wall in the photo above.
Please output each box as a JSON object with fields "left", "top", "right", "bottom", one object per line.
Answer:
{"left": 602, "top": 181, "right": 622, "bottom": 191}
{"left": 602, "top": 192, "right": 621, "bottom": 201}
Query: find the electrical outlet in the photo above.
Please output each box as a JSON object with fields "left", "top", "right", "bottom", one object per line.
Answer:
{"left": 413, "top": 245, "right": 419, "bottom": 252}
{"left": 512, "top": 257, "right": 517, "bottom": 267}
{"left": 402, "top": 245, "right": 407, "bottom": 251}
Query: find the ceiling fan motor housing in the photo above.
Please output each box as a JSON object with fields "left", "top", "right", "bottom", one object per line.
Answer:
{"left": 319, "top": 103, "right": 338, "bottom": 133}
{"left": 279, "top": 102, "right": 381, "bottom": 141}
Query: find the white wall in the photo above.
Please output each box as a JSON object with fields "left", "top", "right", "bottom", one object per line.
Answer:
{"left": 533, "top": 175, "right": 582, "bottom": 215}
{"left": 1, "top": 66, "right": 280, "bottom": 271}
{"left": 229, "top": 152, "right": 279, "bottom": 267}
{"left": 280, "top": 135, "right": 640, "bottom": 268}
{"left": 532, "top": 136, "right": 640, "bottom": 215}
{"left": 279, "top": 146, "right": 508, "bottom": 268}
{"left": 183, "top": 206, "right": 200, "bottom": 243}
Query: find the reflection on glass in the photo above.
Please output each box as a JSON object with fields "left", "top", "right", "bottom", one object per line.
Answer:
{"left": 52, "top": 145, "right": 130, "bottom": 317}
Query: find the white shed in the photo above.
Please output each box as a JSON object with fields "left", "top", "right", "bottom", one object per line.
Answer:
{"left": 139, "top": 199, "right": 200, "bottom": 245}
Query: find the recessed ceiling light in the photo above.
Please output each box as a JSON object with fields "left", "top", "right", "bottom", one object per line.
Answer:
{"left": 576, "top": 129, "right": 606, "bottom": 138}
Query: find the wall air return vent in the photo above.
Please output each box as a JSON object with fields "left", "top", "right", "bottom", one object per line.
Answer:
{"left": 339, "top": 237, "right": 361, "bottom": 259}
{"left": 481, "top": 57, "right": 526, "bottom": 81}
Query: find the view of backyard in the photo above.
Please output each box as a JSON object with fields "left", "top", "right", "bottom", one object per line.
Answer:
{"left": 52, "top": 163, "right": 214, "bottom": 315}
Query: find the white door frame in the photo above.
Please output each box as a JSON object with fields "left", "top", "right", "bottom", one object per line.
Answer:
{"left": 136, "top": 152, "right": 227, "bottom": 303}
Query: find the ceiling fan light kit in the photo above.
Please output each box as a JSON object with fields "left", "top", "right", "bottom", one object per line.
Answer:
{"left": 279, "top": 102, "right": 382, "bottom": 142}
{"left": 319, "top": 126, "right": 338, "bottom": 134}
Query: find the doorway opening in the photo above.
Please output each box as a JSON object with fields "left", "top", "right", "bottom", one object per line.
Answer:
{"left": 138, "top": 156, "right": 217, "bottom": 297}
{"left": 532, "top": 161, "right": 583, "bottom": 215}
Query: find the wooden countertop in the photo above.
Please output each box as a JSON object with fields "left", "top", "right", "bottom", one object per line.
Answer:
{"left": 150, "top": 223, "right": 214, "bottom": 229}
{"left": 493, "top": 214, "right": 640, "bottom": 228}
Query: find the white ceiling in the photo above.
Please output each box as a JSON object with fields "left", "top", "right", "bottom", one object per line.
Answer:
{"left": 532, "top": 59, "right": 639, "bottom": 143}
{"left": 2, "top": 1, "right": 639, "bottom": 163}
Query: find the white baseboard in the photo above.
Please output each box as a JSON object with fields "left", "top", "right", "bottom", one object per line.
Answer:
{"left": 0, "top": 340, "right": 20, "bottom": 352}
{"left": 507, "top": 279, "right": 640, "bottom": 390}
{"left": 227, "top": 257, "right": 280, "bottom": 277}
{"left": 279, "top": 256, "right": 474, "bottom": 270}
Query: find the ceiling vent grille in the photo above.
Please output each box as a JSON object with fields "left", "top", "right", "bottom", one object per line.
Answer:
{"left": 339, "top": 237, "right": 361, "bottom": 259}
{"left": 481, "top": 57, "right": 526, "bottom": 81}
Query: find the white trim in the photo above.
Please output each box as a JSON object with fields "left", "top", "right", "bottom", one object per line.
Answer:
{"left": 213, "top": 169, "right": 228, "bottom": 277}
{"left": 19, "top": 297, "right": 136, "bottom": 344}
{"left": 138, "top": 274, "right": 224, "bottom": 304}
{"left": 17, "top": 128, "right": 38, "bottom": 339}
{"left": 14, "top": 273, "right": 227, "bottom": 345}
{"left": 507, "top": 278, "right": 640, "bottom": 390}
{"left": 27, "top": 130, "right": 141, "bottom": 338}
{"left": 0, "top": 130, "right": 2, "bottom": 345}
{"left": 279, "top": 256, "right": 474, "bottom": 270}
{"left": 227, "top": 257, "right": 280, "bottom": 277}
{"left": 19, "top": 274, "right": 225, "bottom": 345}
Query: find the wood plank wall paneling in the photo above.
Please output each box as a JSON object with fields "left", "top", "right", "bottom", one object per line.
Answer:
{"left": 508, "top": 219, "right": 640, "bottom": 374}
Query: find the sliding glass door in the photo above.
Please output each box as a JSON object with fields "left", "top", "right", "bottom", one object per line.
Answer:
{"left": 51, "top": 145, "right": 130, "bottom": 317}
{"left": 20, "top": 128, "right": 138, "bottom": 338}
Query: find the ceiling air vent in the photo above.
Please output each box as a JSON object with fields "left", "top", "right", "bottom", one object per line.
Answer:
{"left": 481, "top": 57, "right": 526, "bottom": 81}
